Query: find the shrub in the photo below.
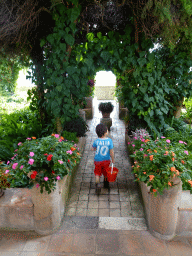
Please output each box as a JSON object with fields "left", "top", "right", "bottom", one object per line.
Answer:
{"left": 98, "top": 102, "right": 114, "bottom": 113}
{"left": 5, "top": 135, "right": 81, "bottom": 194}
{"left": 61, "top": 131, "right": 78, "bottom": 143}
{"left": 63, "top": 116, "right": 88, "bottom": 137}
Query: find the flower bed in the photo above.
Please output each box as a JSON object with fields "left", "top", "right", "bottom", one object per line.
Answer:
{"left": 125, "top": 128, "right": 192, "bottom": 239}
{"left": 0, "top": 135, "right": 86, "bottom": 235}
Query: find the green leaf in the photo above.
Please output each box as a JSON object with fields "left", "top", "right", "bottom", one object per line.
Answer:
{"left": 81, "top": 67, "right": 87, "bottom": 75}
{"left": 97, "top": 32, "right": 102, "bottom": 39}
{"left": 40, "top": 39, "right": 46, "bottom": 47}
{"left": 139, "top": 86, "right": 147, "bottom": 94}
{"left": 65, "top": 34, "right": 75, "bottom": 46}
{"left": 47, "top": 34, "right": 54, "bottom": 44}
{"left": 87, "top": 33, "right": 94, "bottom": 42}
{"left": 148, "top": 76, "right": 154, "bottom": 85}
{"left": 60, "top": 43, "right": 66, "bottom": 52}
{"left": 66, "top": 66, "right": 75, "bottom": 75}
{"left": 70, "top": 7, "right": 80, "bottom": 22}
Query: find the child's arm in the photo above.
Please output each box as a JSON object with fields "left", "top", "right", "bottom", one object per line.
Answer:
{"left": 110, "top": 149, "right": 115, "bottom": 163}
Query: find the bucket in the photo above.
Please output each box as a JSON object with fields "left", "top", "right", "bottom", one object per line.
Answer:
{"left": 106, "top": 163, "right": 119, "bottom": 182}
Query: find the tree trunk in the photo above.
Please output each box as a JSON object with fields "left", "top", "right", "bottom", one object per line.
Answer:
{"left": 174, "top": 97, "right": 184, "bottom": 118}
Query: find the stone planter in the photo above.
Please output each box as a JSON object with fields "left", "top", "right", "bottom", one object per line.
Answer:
{"left": 140, "top": 180, "right": 182, "bottom": 240}
{"left": 85, "top": 96, "right": 93, "bottom": 109}
{"left": 0, "top": 137, "right": 86, "bottom": 234}
{"left": 0, "top": 189, "right": 4, "bottom": 198}
{"left": 100, "top": 117, "right": 112, "bottom": 131}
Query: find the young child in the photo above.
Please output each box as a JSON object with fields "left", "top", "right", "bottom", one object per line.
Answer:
{"left": 91, "top": 123, "right": 115, "bottom": 194}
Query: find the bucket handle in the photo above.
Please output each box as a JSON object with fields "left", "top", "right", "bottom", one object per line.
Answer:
{"left": 111, "top": 163, "right": 113, "bottom": 174}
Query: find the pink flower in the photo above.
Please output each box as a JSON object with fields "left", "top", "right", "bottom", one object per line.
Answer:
{"left": 26, "top": 137, "right": 31, "bottom": 140}
{"left": 12, "top": 163, "right": 18, "bottom": 169}
{"left": 44, "top": 177, "right": 49, "bottom": 181}
{"left": 56, "top": 176, "right": 61, "bottom": 180}
{"left": 20, "top": 165, "right": 24, "bottom": 170}
{"left": 66, "top": 150, "right": 73, "bottom": 154}
{"left": 184, "top": 142, "right": 187, "bottom": 145}
{"left": 166, "top": 139, "right": 171, "bottom": 143}
{"left": 144, "top": 154, "right": 148, "bottom": 157}
{"left": 29, "top": 152, "right": 34, "bottom": 157}
{"left": 5, "top": 170, "right": 9, "bottom": 174}
{"left": 184, "top": 151, "right": 189, "bottom": 155}
{"left": 28, "top": 158, "right": 34, "bottom": 165}
{"left": 134, "top": 137, "right": 138, "bottom": 140}
{"left": 128, "top": 142, "right": 131, "bottom": 145}
{"left": 141, "top": 139, "right": 145, "bottom": 142}
{"left": 18, "top": 142, "right": 22, "bottom": 146}
{"left": 179, "top": 140, "right": 184, "bottom": 144}
{"left": 7, "top": 161, "right": 10, "bottom": 165}
{"left": 161, "top": 136, "right": 166, "bottom": 139}
{"left": 54, "top": 134, "right": 60, "bottom": 138}
{"left": 78, "top": 148, "right": 79, "bottom": 151}
{"left": 58, "top": 139, "right": 62, "bottom": 142}
{"left": 132, "top": 144, "right": 135, "bottom": 147}
{"left": 11, "top": 157, "right": 14, "bottom": 160}
{"left": 14, "top": 154, "right": 18, "bottom": 157}
{"left": 74, "top": 144, "right": 77, "bottom": 147}
{"left": 140, "top": 148, "right": 143, "bottom": 151}
{"left": 58, "top": 160, "right": 63, "bottom": 164}
{"left": 36, "top": 183, "right": 40, "bottom": 188}
{"left": 14, "top": 149, "right": 18, "bottom": 152}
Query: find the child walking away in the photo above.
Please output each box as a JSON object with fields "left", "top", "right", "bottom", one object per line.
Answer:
{"left": 91, "top": 123, "right": 115, "bottom": 195}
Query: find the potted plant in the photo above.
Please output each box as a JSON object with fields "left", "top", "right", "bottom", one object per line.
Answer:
{"left": 128, "top": 129, "right": 192, "bottom": 239}
{"left": 4, "top": 134, "right": 81, "bottom": 194}
{"left": 98, "top": 102, "right": 114, "bottom": 118}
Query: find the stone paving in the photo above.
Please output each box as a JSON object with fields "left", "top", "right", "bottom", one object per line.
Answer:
{"left": 64, "top": 98, "right": 146, "bottom": 220}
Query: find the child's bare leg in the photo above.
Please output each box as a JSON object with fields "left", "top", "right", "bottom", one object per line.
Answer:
{"left": 95, "top": 175, "right": 100, "bottom": 184}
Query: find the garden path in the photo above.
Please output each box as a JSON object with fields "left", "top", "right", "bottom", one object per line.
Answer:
{"left": 64, "top": 98, "right": 146, "bottom": 225}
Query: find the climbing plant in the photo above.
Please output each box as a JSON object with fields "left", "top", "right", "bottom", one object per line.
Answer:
{"left": 23, "top": 0, "right": 192, "bottom": 135}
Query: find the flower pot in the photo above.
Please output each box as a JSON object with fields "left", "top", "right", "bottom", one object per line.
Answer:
{"left": 102, "top": 112, "right": 110, "bottom": 118}
{"left": 100, "top": 117, "right": 112, "bottom": 131}
{"left": 140, "top": 179, "right": 182, "bottom": 240}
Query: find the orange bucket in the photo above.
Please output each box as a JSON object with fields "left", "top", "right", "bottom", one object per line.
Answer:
{"left": 106, "top": 164, "right": 119, "bottom": 182}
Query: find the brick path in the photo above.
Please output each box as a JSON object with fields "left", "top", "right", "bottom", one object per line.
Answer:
{"left": 64, "top": 99, "right": 146, "bottom": 221}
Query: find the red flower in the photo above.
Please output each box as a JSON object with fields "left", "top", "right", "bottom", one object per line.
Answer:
{"left": 52, "top": 171, "right": 55, "bottom": 174}
{"left": 68, "top": 159, "right": 70, "bottom": 163}
{"left": 47, "top": 154, "right": 53, "bottom": 161}
{"left": 30, "top": 170, "right": 38, "bottom": 179}
{"left": 44, "top": 153, "right": 48, "bottom": 156}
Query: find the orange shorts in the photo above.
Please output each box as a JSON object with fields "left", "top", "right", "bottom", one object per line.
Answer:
{"left": 94, "top": 160, "right": 110, "bottom": 177}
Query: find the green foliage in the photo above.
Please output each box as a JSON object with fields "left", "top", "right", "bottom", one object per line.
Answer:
{"left": 61, "top": 130, "right": 78, "bottom": 143}
{"left": 129, "top": 129, "right": 192, "bottom": 195}
{"left": 63, "top": 116, "right": 88, "bottom": 137}
{"left": 5, "top": 135, "right": 81, "bottom": 194}
{"left": 0, "top": 49, "right": 29, "bottom": 93}
{"left": 0, "top": 108, "right": 45, "bottom": 162}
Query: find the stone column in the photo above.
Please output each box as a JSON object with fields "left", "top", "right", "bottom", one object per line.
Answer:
{"left": 31, "top": 182, "right": 61, "bottom": 235}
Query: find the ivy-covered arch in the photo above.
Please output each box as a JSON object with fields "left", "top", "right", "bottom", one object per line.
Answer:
{"left": 26, "top": 1, "right": 192, "bottom": 136}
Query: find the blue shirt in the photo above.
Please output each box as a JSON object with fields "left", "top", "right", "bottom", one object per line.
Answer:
{"left": 92, "top": 137, "right": 113, "bottom": 162}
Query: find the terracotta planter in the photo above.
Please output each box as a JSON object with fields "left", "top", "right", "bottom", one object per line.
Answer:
{"left": 140, "top": 180, "right": 182, "bottom": 240}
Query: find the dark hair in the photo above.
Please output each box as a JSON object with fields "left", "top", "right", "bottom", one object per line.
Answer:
{"left": 96, "top": 123, "right": 108, "bottom": 138}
